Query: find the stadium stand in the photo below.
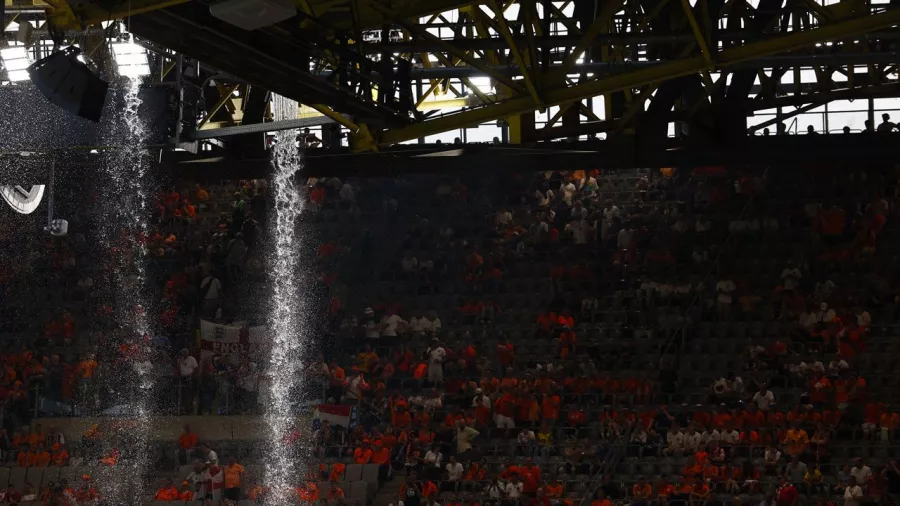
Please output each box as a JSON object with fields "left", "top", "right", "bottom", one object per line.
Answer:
{"left": 2, "top": 161, "right": 900, "bottom": 505}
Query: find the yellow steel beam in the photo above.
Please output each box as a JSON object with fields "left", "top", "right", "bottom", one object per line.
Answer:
{"left": 416, "top": 79, "right": 445, "bottom": 108}
{"left": 46, "top": 0, "right": 190, "bottom": 29}
{"left": 309, "top": 103, "right": 360, "bottom": 132}
{"left": 214, "top": 83, "right": 238, "bottom": 114}
{"left": 681, "top": 0, "right": 713, "bottom": 68}
{"left": 489, "top": 0, "right": 541, "bottom": 105}
{"left": 160, "top": 59, "right": 176, "bottom": 80}
{"left": 378, "top": 7, "right": 900, "bottom": 145}
{"left": 198, "top": 85, "right": 239, "bottom": 130}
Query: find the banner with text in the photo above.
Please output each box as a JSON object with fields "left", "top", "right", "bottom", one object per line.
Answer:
{"left": 199, "top": 320, "right": 268, "bottom": 358}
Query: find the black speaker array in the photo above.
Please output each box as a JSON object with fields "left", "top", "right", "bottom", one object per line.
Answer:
{"left": 27, "top": 46, "right": 109, "bottom": 123}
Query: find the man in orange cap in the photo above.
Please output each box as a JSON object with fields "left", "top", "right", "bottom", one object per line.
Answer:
{"left": 179, "top": 480, "right": 195, "bottom": 501}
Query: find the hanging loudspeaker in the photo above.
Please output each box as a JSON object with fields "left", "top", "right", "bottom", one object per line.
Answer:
{"left": 27, "top": 46, "right": 109, "bottom": 123}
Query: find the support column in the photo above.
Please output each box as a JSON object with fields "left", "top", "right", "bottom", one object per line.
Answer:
{"left": 507, "top": 113, "right": 535, "bottom": 144}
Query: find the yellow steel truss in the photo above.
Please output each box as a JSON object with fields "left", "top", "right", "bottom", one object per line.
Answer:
{"left": 377, "top": 8, "right": 900, "bottom": 146}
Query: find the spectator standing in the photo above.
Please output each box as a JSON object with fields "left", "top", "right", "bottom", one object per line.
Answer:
{"left": 177, "top": 349, "right": 199, "bottom": 415}
{"left": 426, "top": 339, "right": 446, "bottom": 385}
{"left": 199, "top": 273, "right": 222, "bottom": 317}
{"left": 223, "top": 456, "right": 245, "bottom": 504}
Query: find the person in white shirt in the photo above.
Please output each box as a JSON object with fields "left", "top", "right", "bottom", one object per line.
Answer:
{"left": 485, "top": 479, "right": 504, "bottom": 499}
{"left": 844, "top": 477, "right": 864, "bottom": 506}
{"left": 720, "top": 427, "right": 740, "bottom": 445}
{"left": 716, "top": 279, "right": 736, "bottom": 314}
{"left": 781, "top": 265, "right": 802, "bottom": 291}
{"left": 559, "top": 181, "right": 577, "bottom": 203}
{"left": 695, "top": 216, "right": 711, "bottom": 233}
{"left": 663, "top": 426, "right": 684, "bottom": 456}
{"left": 850, "top": 459, "right": 873, "bottom": 485}
{"left": 701, "top": 428, "right": 721, "bottom": 445}
{"left": 381, "top": 312, "right": 408, "bottom": 337}
{"left": 803, "top": 201, "right": 821, "bottom": 219}
{"left": 426, "top": 313, "right": 442, "bottom": 333}
{"left": 602, "top": 201, "right": 620, "bottom": 223}
{"left": 799, "top": 309, "right": 818, "bottom": 329}
{"left": 423, "top": 446, "right": 443, "bottom": 468}
{"left": 728, "top": 220, "right": 748, "bottom": 234}
{"left": 426, "top": 339, "right": 446, "bottom": 384}
{"left": 682, "top": 426, "right": 702, "bottom": 451}
{"left": 535, "top": 189, "right": 553, "bottom": 207}
{"left": 178, "top": 349, "right": 199, "bottom": 378}
{"left": 199, "top": 274, "right": 222, "bottom": 315}
{"left": 177, "top": 349, "right": 199, "bottom": 415}
{"left": 472, "top": 389, "right": 491, "bottom": 409}
{"left": 752, "top": 387, "right": 775, "bottom": 411}
{"left": 410, "top": 315, "right": 431, "bottom": 334}
{"left": 692, "top": 248, "right": 709, "bottom": 264}
{"left": 571, "top": 202, "right": 588, "bottom": 220}
{"left": 566, "top": 220, "right": 591, "bottom": 245}
{"left": 828, "top": 358, "right": 849, "bottom": 374}
{"left": 856, "top": 308, "right": 872, "bottom": 327}
{"left": 445, "top": 456, "right": 464, "bottom": 481}
{"left": 401, "top": 255, "right": 418, "bottom": 273}
{"left": 505, "top": 478, "right": 523, "bottom": 499}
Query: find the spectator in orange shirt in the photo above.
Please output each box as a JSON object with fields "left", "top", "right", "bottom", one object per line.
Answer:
{"left": 28, "top": 425, "right": 45, "bottom": 449}
{"left": 632, "top": 477, "right": 653, "bottom": 506}
{"left": 33, "top": 445, "right": 50, "bottom": 467}
{"left": 154, "top": 478, "right": 179, "bottom": 502}
{"left": 223, "top": 455, "right": 245, "bottom": 503}
{"left": 372, "top": 443, "right": 391, "bottom": 482}
{"left": 354, "top": 443, "right": 373, "bottom": 464}
{"left": 691, "top": 480, "right": 711, "bottom": 505}
{"left": 17, "top": 446, "right": 34, "bottom": 467}
{"left": 545, "top": 479, "right": 564, "bottom": 498}
{"left": 177, "top": 425, "right": 198, "bottom": 465}
{"left": 328, "top": 463, "right": 346, "bottom": 482}
{"left": 783, "top": 423, "right": 809, "bottom": 456}
{"left": 591, "top": 490, "right": 613, "bottom": 506}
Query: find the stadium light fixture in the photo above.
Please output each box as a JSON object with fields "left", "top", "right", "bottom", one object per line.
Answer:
{"left": 1, "top": 46, "right": 31, "bottom": 82}
{"left": 111, "top": 36, "right": 150, "bottom": 77}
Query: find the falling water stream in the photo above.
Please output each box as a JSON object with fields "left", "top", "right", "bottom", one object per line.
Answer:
{"left": 95, "top": 77, "right": 155, "bottom": 502}
{"left": 263, "top": 94, "right": 307, "bottom": 503}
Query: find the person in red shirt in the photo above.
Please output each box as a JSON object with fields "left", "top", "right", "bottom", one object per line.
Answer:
{"left": 775, "top": 479, "right": 799, "bottom": 506}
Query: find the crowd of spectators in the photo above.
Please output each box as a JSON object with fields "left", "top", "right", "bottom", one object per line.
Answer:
{"left": 303, "top": 164, "right": 900, "bottom": 506}
{"left": 6, "top": 154, "right": 900, "bottom": 506}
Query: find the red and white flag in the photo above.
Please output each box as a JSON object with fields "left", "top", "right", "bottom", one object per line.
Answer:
{"left": 313, "top": 404, "right": 352, "bottom": 427}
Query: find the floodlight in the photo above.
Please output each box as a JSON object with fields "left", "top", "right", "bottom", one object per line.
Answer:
{"left": 1, "top": 46, "right": 31, "bottom": 82}
{"left": 111, "top": 38, "right": 150, "bottom": 77}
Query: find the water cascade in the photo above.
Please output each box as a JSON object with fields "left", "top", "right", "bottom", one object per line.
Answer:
{"left": 263, "top": 94, "right": 307, "bottom": 503}
{"left": 94, "top": 77, "right": 155, "bottom": 502}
